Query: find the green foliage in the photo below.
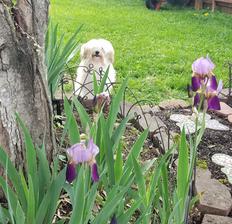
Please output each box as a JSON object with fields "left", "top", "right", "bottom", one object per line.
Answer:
{"left": 0, "top": 115, "right": 65, "bottom": 224}
{"left": 0, "top": 76, "right": 206, "bottom": 222}
{"left": 45, "top": 20, "right": 81, "bottom": 95}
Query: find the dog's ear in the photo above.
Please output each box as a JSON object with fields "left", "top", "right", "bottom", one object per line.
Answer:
{"left": 80, "top": 43, "right": 87, "bottom": 60}
{"left": 107, "top": 48, "right": 114, "bottom": 64}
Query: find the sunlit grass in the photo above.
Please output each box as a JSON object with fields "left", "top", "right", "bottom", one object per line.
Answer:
{"left": 50, "top": 0, "right": 232, "bottom": 103}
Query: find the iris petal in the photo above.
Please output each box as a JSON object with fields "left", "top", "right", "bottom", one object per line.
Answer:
{"left": 192, "top": 57, "right": 215, "bottom": 75}
{"left": 66, "top": 163, "right": 77, "bottom": 183}
{"left": 91, "top": 163, "right": 99, "bottom": 182}
{"left": 67, "top": 143, "right": 92, "bottom": 164}
{"left": 88, "top": 139, "right": 99, "bottom": 157}
{"left": 191, "top": 77, "right": 201, "bottom": 91}
{"left": 207, "top": 96, "right": 220, "bottom": 110}
{"left": 194, "top": 93, "right": 200, "bottom": 107}
{"left": 208, "top": 76, "right": 218, "bottom": 91}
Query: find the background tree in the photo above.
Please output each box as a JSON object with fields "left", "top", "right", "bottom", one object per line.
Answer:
{"left": 0, "top": 0, "right": 55, "bottom": 166}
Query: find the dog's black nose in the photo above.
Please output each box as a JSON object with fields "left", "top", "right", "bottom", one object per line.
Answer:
{"left": 95, "top": 51, "right": 100, "bottom": 55}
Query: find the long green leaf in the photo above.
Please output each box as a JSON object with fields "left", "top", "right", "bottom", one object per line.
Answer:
{"left": 36, "top": 168, "right": 65, "bottom": 224}
{"left": 43, "top": 168, "right": 65, "bottom": 224}
{"left": 177, "top": 128, "right": 189, "bottom": 209}
{"left": 27, "top": 175, "right": 35, "bottom": 224}
{"left": 132, "top": 156, "right": 147, "bottom": 206}
{"left": 15, "top": 202, "right": 25, "bottom": 224}
{"left": 0, "top": 206, "right": 10, "bottom": 224}
{"left": 117, "top": 199, "right": 142, "bottom": 224}
{"left": 107, "top": 80, "right": 127, "bottom": 135}
{"left": 100, "top": 116, "right": 115, "bottom": 185}
{"left": 16, "top": 113, "right": 38, "bottom": 206}
{"left": 64, "top": 98, "right": 80, "bottom": 144}
{"left": 114, "top": 143, "right": 123, "bottom": 183}
{"left": 37, "top": 145, "right": 51, "bottom": 204}
{"left": 69, "top": 167, "right": 85, "bottom": 224}
{"left": 83, "top": 183, "right": 98, "bottom": 224}
{"left": 112, "top": 116, "right": 130, "bottom": 151}
{"left": 0, "top": 148, "right": 27, "bottom": 211}
{"left": 0, "top": 176, "right": 18, "bottom": 216}
{"left": 98, "top": 66, "right": 110, "bottom": 93}
{"left": 73, "top": 97, "right": 92, "bottom": 132}
{"left": 124, "top": 129, "right": 148, "bottom": 170}
{"left": 93, "top": 186, "right": 128, "bottom": 224}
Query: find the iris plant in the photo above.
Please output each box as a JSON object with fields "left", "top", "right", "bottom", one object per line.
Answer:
{"left": 191, "top": 56, "right": 222, "bottom": 110}
{"left": 66, "top": 139, "right": 99, "bottom": 183}
{"left": 94, "top": 91, "right": 111, "bottom": 113}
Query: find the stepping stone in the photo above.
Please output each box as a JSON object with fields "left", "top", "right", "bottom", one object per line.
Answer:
{"left": 228, "top": 114, "right": 232, "bottom": 123}
{"left": 212, "top": 153, "right": 232, "bottom": 184}
{"left": 169, "top": 113, "right": 229, "bottom": 134}
{"left": 206, "top": 119, "right": 230, "bottom": 131}
{"left": 215, "top": 102, "right": 232, "bottom": 117}
{"left": 138, "top": 114, "right": 173, "bottom": 152}
{"left": 139, "top": 113, "right": 166, "bottom": 132}
{"left": 202, "top": 214, "right": 232, "bottom": 224}
{"left": 141, "top": 105, "right": 160, "bottom": 114}
{"left": 195, "top": 168, "right": 232, "bottom": 216}
{"left": 191, "top": 113, "right": 211, "bottom": 123}
{"left": 176, "top": 120, "right": 197, "bottom": 134}
{"left": 119, "top": 102, "right": 159, "bottom": 118}
{"left": 221, "top": 167, "right": 232, "bottom": 184}
{"left": 159, "top": 99, "right": 189, "bottom": 110}
{"left": 170, "top": 114, "right": 190, "bottom": 123}
{"left": 212, "top": 153, "right": 232, "bottom": 168}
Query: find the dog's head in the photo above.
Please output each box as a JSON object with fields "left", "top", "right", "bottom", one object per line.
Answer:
{"left": 80, "top": 39, "right": 114, "bottom": 64}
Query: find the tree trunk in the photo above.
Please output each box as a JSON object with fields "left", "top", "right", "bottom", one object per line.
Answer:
{"left": 0, "top": 0, "right": 55, "bottom": 167}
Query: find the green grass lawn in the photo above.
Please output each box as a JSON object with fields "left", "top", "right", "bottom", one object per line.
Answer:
{"left": 50, "top": 0, "right": 232, "bottom": 103}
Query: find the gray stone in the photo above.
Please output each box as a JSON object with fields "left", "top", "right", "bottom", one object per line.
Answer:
{"left": 119, "top": 102, "right": 159, "bottom": 118}
{"left": 192, "top": 113, "right": 211, "bottom": 122}
{"left": 212, "top": 153, "right": 232, "bottom": 184}
{"left": 170, "top": 114, "right": 190, "bottom": 123}
{"left": 195, "top": 168, "right": 232, "bottom": 216}
{"left": 170, "top": 112, "right": 229, "bottom": 134}
{"left": 212, "top": 153, "right": 232, "bottom": 168}
{"left": 176, "top": 120, "right": 198, "bottom": 134}
{"left": 159, "top": 99, "right": 189, "bottom": 110}
{"left": 228, "top": 114, "right": 232, "bottom": 123}
{"left": 119, "top": 102, "right": 173, "bottom": 152}
{"left": 139, "top": 113, "right": 166, "bottom": 132}
{"left": 215, "top": 102, "right": 232, "bottom": 117}
{"left": 152, "top": 129, "right": 174, "bottom": 152}
{"left": 221, "top": 167, "right": 232, "bottom": 184}
{"left": 138, "top": 114, "right": 173, "bottom": 152}
{"left": 206, "top": 119, "right": 230, "bottom": 131}
{"left": 218, "top": 88, "right": 231, "bottom": 101}
{"left": 141, "top": 105, "right": 160, "bottom": 114}
{"left": 202, "top": 214, "right": 232, "bottom": 224}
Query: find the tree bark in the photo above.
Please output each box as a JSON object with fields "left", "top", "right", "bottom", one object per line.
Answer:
{"left": 0, "top": 0, "right": 55, "bottom": 166}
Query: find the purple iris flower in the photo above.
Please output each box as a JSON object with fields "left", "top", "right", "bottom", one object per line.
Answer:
{"left": 66, "top": 162, "right": 77, "bottom": 183}
{"left": 66, "top": 139, "right": 100, "bottom": 183}
{"left": 192, "top": 56, "right": 215, "bottom": 76}
{"left": 190, "top": 56, "right": 223, "bottom": 111}
{"left": 192, "top": 76, "right": 222, "bottom": 110}
{"left": 205, "top": 78, "right": 223, "bottom": 110}
{"left": 191, "top": 76, "right": 202, "bottom": 92}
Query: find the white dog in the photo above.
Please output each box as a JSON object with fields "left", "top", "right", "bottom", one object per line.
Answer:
{"left": 74, "top": 39, "right": 116, "bottom": 98}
